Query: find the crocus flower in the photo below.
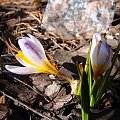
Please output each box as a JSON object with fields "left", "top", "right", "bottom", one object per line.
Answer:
{"left": 5, "top": 34, "right": 79, "bottom": 95}
{"left": 90, "top": 33, "right": 111, "bottom": 79}
{"left": 5, "top": 34, "right": 60, "bottom": 75}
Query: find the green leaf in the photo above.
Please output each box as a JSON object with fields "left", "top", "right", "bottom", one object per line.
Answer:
{"left": 81, "top": 71, "right": 90, "bottom": 120}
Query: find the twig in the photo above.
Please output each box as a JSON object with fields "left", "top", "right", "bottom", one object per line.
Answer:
{"left": 24, "top": 11, "right": 41, "bottom": 23}
{"left": 112, "top": 66, "right": 120, "bottom": 79}
{"left": 5, "top": 41, "right": 18, "bottom": 54}
{"left": 64, "top": 113, "right": 74, "bottom": 120}
{"left": 72, "top": 39, "right": 91, "bottom": 52}
{"left": 52, "top": 39, "right": 63, "bottom": 50}
{"left": 1, "top": 91, "right": 54, "bottom": 120}
{"left": 112, "top": 18, "right": 120, "bottom": 23}
{"left": 2, "top": 4, "right": 33, "bottom": 10}
{"left": 17, "top": 23, "right": 38, "bottom": 32}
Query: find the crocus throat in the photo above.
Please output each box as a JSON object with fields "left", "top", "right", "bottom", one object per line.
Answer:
{"left": 16, "top": 51, "right": 59, "bottom": 75}
{"left": 16, "top": 51, "right": 39, "bottom": 67}
{"left": 42, "top": 60, "right": 59, "bottom": 75}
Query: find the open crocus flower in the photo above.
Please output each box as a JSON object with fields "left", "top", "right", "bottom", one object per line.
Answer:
{"left": 5, "top": 34, "right": 79, "bottom": 95}
{"left": 5, "top": 34, "right": 60, "bottom": 75}
{"left": 90, "top": 33, "right": 111, "bottom": 79}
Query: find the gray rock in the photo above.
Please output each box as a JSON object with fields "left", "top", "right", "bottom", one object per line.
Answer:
{"left": 42, "top": 0, "right": 115, "bottom": 40}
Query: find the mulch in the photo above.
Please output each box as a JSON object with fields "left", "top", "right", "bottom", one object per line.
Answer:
{"left": 0, "top": 0, "right": 120, "bottom": 120}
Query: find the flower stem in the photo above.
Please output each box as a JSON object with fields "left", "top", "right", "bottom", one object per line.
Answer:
{"left": 58, "top": 71, "right": 73, "bottom": 83}
{"left": 58, "top": 71, "right": 79, "bottom": 95}
{"left": 81, "top": 71, "right": 90, "bottom": 120}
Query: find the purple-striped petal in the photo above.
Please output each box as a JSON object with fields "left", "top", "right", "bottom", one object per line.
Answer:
{"left": 92, "top": 33, "right": 102, "bottom": 45}
{"left": 18, "top": 38, "right": 47, "bottom": 66}
{"left": 27, "top": 34, "right": 46, "bottom": 56}
{"left": 5, "top": 65, "right": 38, "bottom": 75}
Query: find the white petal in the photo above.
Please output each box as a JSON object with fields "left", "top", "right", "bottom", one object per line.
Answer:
{"left": 91, "top": 33, "right": 103, "bottom": 65}
{"left": 93, "top": 33, "right": 102, "bottom": 41}
{"left": 18, "top": 38, "right": 47, "bottom": 66}
{"left": 27, "top": 34, "right": 46, "bottom": 56}
{"left": 5, "top": 65, "right": 38, "bottom": 75}
{"left": 92, "top": 33, "right": 102, "bottom": 46}
{"left": 90, "top": 43, "right": 97, "bottom": 65}
{"left": 16, "top": 57, "right": 33, "bottom": 67}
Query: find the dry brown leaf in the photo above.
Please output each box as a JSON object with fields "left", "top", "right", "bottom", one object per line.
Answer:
{"left": 0, "top": 96, "right": 6, "bottom": 105}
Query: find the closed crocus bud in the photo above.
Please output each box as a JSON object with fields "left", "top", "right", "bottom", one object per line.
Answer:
{"left": 90, "top": 33, "right": 111, "bottom": 79}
